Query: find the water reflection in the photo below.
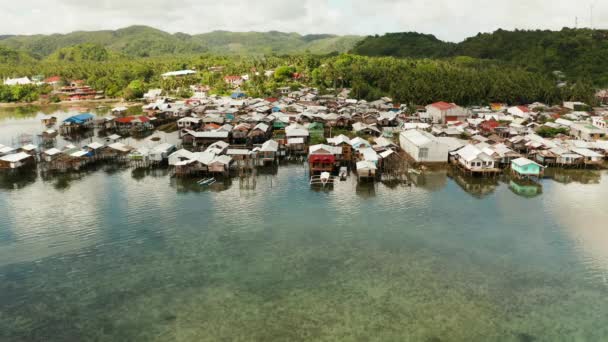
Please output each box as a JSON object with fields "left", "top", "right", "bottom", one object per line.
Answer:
{"left": 171, "top": 177, "right": 234, "bottom": 193}
{"left": 0, "top": 169, "right": 37, "bottom": 190}
{"left": 355, "top": 181, "right": 376, "bottom": 198}
{"left": 131, "top": 167, "right": 169, "bottom": 181}
{"left": 544, "top": 168, "right": 602, "bottom": 185}
{"left": 449, "top": 168, "right": 500, "bottom": 198}
{"left": 509, "top": 179, "right": 543, "bottom": 198}
{"left": 410, "top": 169, "right": 448, "bottom": 191}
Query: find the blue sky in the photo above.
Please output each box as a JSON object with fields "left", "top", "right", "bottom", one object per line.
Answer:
{"left": 0, "top": 0, "right": 606, "bottom": 41}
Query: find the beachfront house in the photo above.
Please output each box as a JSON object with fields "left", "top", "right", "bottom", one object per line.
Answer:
{"left": 42, "top": 148, "right": 62, "bottom": 162}
{"left": 285, "top": 124, "right": 309, "bottom": 154}
{"left": 208, "top": 155, "right": 233, "bottom": 174}
{"left": 571, "top": 148, "right": 604, "bottom": 166}
{"left": 60, "top": 113, "right": 95, "bottom": 134}
{"left": 511, "top": 157, "right": 544, "bottom": 178}
{"left": 356, "top": 160, "right": 377, "bottom": 180}
{"left": 0, "top": 152, "right": 34, "bottom": 170}
{"left": 399, "top": 130, "right": 449, "bottom": 163}
{"left": 257, "top": 140, "right": 279, "bottom": 164}
{"left": 327, "top": 135, "right": 353, "bottom": 163}
{"left": 308, "top": 144, "right": 341, "bottom": 174}
{"left": 19, "top": 144, "right": 38, "bottom": 156}
{"left": 454, "top": 144, "right": 496, "bottom": 172}
{"left": 0, "top": 145, "right": 16, "bottom": 157}
{"left": 149, "top": 143, "right": 177, "bottom": 163}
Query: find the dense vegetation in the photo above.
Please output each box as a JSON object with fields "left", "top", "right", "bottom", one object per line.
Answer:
{"left": 313, "top": 55, "right": 596, "bottom": 106}
{"left": 0, "top": 26, "right": 362, "bottom": 58}
{"left": 0, "top": 52, "right": 596, "bottom": 106}
{"left": 0, "top": 27, "right": 601, "bottom": 106}
{"left": 352, "top": 28, "right": 608, "bottom": 87}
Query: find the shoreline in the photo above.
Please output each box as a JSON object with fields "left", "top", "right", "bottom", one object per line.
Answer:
{"left": 0, "top": 98, "right": 135, "bottom": 108}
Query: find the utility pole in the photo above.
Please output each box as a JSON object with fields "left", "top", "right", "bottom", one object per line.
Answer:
{"left": 590, "top": 0, "right": 599, "bottom": 29}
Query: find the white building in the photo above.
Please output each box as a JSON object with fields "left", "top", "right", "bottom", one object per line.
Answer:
{"left": 570, "top": 123, "right": 607, "bottom": 141}
{"left": 161, "top": 70, "right": 196, "bottom": 78}
{"left": 177, "top": 117, "right": 201, "bottom": 129}
{"left": 399, "top": 129, "right": 449, "bottom": 163}
{"left": 507, "top": 106, "right": 531, "bottom": 119}
{"left": 425, "top": 102, "right": 469, "bottom": 124}
{"left": 591, "top": 116, "right": 607, "bottom": 129}
{"left": 4, "top": 77, "right": 32, "bottom": 86}
{"left": 454, "top": 144, "right": 495, "bottom": 171}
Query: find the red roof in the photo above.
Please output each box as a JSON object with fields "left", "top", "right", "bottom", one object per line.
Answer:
{"left": 115, "top": 116, "right": 150, "bottom": 124}
{"left": 265, "top": 97, "right": 278, "bottom": 103}
{"left": 309, "top": 155, "right": 335, "bottom": 164}
{"left": 292, "top": 72, "right": 302, "bottom": 79}
{"left": 224, "top": 76, "right": 242, "bottom": 81}
{"left": 517, "top": 105, "right": 530, "bottom": 113}
{"left": 44, "top": 76, "right": 61, "bottom": 83}
{"left": 480, "top": 119, "right": 500, "bottom": 132}
{"left": 430, "top": 101, "right": 457, "bottom": 110}
{"left": 205, "top": 123, "right": 221, "bottom": 130}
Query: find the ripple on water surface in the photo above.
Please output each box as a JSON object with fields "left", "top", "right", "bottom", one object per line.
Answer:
{"left": 1, "top": 108, "right": 608, "bottom": 341}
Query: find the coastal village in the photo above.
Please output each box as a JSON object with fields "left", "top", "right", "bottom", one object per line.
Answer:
{"left": 2, "top": 70, "right": 608, "bottom": 195}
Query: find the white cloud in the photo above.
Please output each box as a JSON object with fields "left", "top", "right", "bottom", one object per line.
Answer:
{"left": 0, "top": 0, "right": 606, "bottom": 41}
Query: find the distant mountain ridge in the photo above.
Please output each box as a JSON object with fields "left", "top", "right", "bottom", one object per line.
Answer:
{"left": 0, "top": 25, "right": 362, "bottom": 58}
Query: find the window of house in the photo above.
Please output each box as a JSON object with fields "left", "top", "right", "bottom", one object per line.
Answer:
{"left": 418, "top": 148, "right": 429, "bottom": 159}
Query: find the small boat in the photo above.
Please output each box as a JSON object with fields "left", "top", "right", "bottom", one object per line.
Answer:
{"left": 338, "top": 167, "right": 348, "bottom": 181}
{"left": 310, "top": 172, "right": 335, "bottom": 187}
{"left": 408, "top": 169, "right": 422, "bottom": 175}
{"left": 197, "top": 178, "right": 216, "bottom": 186}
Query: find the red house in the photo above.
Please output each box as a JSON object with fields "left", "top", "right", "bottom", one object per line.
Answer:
{"left": 480, "top": 119, "right": 500, "bottom": 133}
{"left": 308, "top": 145, "right": 340, "bottom": 174}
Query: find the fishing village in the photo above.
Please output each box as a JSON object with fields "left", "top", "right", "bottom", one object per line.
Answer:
{"left": 4, "top": 6, "right": 608, "bottom": 339}
{"left": 2, "top": 72, "right": 608, "bottom": 197}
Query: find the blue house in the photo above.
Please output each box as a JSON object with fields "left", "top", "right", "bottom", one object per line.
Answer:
{"left": 61, "top": 113, "right": 95, "bottom": 134}
{"left": 63, "top": 113, "right": 95, "bottom": 125}
{"left": 511, "top": 157, "right": 543, "bottom": 178}
{"left": 231, "top": 92, "right": 246, "bottom": 99}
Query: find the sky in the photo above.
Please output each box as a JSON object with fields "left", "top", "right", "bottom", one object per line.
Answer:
{"left": 0, "top": 0, "right": 606, "bottom": 42}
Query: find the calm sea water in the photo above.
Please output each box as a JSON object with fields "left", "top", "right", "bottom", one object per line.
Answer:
{"left": 1, "top": 106, "right": 608, "bottom": 341}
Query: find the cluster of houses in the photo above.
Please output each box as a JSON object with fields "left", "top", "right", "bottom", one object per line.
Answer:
{"left": 3, "top": 82, "right": 608, "bottom": 186}
{"left": 399, "top": 101, "right": 608, "bottom": 178}
{"left": 123, "top": 88, "right": 608, "bottom": 180}
{"left": 2, "top": 76, "right": 104, "bottom": 101}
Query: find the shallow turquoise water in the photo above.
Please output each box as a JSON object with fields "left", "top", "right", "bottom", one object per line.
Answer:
{"left": 1, "top": 107, "right": 608, "bottom": 341}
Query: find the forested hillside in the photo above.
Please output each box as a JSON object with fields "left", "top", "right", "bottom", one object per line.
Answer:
{"left": 0, "top": 26, "right": 362, "bottom": 58}
{"left": 351, "top": 28, "right": 608, "bottom": 86}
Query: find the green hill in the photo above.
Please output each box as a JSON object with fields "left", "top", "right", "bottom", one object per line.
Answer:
{"left": 47, "top": 43, "right": 111, "bottom": 62}
{"left": 0, "top": 45, "right": 35, "bottom": 64}
{"left": 351, "top": 32, "right": 455, "bottom": 58}
{"left": 0, "top": 26, "right": 362, "bottom": 58}
{"left": 351, "top": 28, "right": 608, "bottom": 86}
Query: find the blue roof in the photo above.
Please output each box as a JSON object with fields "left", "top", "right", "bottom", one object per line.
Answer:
{"left": 231, "top": 92, "right": 246, "bottom": 99}
{"left": 64, "top": 113, "right": 94, "bottom": 124}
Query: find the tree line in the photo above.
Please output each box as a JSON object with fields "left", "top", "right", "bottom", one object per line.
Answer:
{"left": 0, "top": 51, "right": 598, "bottom": 106}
